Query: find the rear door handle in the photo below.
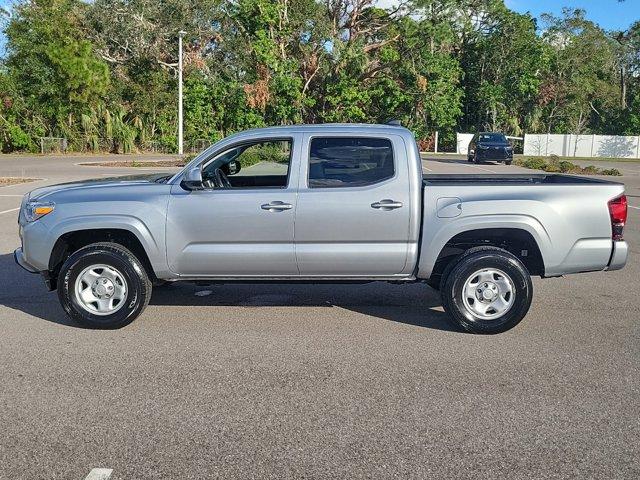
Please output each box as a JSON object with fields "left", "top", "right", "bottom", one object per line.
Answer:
{"left": 261, "top": 201, "right": 293, "bottom": 212}
{"left": 371, "top": 199, "right": 403, "bottom": 210}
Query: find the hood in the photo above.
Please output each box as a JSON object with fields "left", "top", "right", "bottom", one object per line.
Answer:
{"left": 27, "top": 173, "right": 172, "bottom": 201}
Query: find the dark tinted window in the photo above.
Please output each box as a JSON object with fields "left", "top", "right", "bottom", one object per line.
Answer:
{"left": 478, "top": 133, "right": 507, "bottom": 143}
{"left": 309, "top": 137, "right": 394, "bottom": 188}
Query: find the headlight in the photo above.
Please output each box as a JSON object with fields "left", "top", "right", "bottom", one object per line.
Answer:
{"left": 24, "top": 200, "right": 55, "bottom": 222}
{"left": 478, "top": 145, "right": 489, "bottom": 150}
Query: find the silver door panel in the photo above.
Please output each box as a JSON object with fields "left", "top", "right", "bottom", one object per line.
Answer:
{"left": 166, "top": 133, "right": 302, "bottom": 276}
{"left": 295, "top": 133, "right": 412, "bottom": 276}
{"left": 295, "top": 243, "right": 410, "bottom": 275}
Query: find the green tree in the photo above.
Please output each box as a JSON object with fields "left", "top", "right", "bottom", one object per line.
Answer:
{"left": 456, "top": 3, "right": 549, "bottom": 134}
{"left": 0, "top": 0, "right": 636, "bottom": 153}
{"left": 0, "top": 71, "right": 35, "bottom": 152}
{"left": 538, "top": 9, "right": 619, "bottom": 135}
{"left": 5, "top": 0, "right": 109, "bottom": 139}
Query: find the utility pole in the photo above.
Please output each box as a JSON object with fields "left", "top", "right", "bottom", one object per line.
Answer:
{"left": 178, "top": 30, "right": 186, "bottom": 155}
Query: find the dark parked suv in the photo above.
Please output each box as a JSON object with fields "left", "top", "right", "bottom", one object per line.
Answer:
{"left": 468, "top": 132, "right": 513, "bottom": 164}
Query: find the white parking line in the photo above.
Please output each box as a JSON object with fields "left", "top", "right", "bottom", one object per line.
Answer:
{"left": 0, "top": 194, "right": 23, "bottom": 197}
{"left": 466, "top": 164, "right": 498, "bottom": 173}
{"left": 0, "top": 207, "right": 19, "bottom": 215}
{"left": 629, "top": 205, "right": 640, "bottom": 210}
{"left": 84, "top": 468, "right": 113, "bottom": 480}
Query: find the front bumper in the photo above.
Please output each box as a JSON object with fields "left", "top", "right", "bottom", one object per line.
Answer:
{"left": 15, "top": 247, "right": 56, "bottom": 290}
{"left": 476, "top": 149, "right": 512, "bottom": 161}
{"left": 14, "top": 247, "right": 38, "bottom": 273}
{"left": 607, "top": 241, "right": 629, "bottom": 271}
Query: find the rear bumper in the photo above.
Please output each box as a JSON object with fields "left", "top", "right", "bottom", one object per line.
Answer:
{"left": 607, "top": 241, "right": 628, "bottom": 271}
{"left": 14, "top": 247, "right": 38, "bottom": 273}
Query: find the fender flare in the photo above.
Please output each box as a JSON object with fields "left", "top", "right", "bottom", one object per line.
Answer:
{"left": 417, "top": 214, "right": 552, "bottom": 279}
{"left": 46, "top": 215, "right": 165, "bottom": 273}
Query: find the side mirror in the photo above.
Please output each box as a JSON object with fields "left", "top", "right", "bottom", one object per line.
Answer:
{"left": 181, "top": 165, "right": 204, "bottom": 191}
{"left": 227, "top": 159, "right": 242, "bottom": 175}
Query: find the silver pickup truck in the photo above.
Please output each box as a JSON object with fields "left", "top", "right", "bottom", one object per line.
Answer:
{"left": 15, "top": 124, "right": 629, "bottom": 333}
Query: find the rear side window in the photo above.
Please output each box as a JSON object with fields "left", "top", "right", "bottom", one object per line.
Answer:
{"left": 308, "top": 137, "right": 394, "bottom": 188}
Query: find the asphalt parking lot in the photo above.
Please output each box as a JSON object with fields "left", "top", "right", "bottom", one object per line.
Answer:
{"left": 0, "top": 154, "right": 638, "bottom": 479}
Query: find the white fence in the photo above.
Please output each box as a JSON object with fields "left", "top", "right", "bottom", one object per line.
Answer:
{"left": 456, "top": 133, "right": 474, "bottom": 155}
{"left": 524, "top": 134, "right": 640, "bottom": 159}
{"left": 456, "top": 132, "right": 640, "bottom": 158}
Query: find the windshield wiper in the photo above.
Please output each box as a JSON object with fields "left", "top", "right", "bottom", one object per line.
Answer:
{"left": 154, "top": 175, "right": 172, "bottom": 184}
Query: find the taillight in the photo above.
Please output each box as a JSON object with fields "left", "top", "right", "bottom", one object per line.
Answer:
{"left": 608, "top": 195, "right": 627, "bottom": 241}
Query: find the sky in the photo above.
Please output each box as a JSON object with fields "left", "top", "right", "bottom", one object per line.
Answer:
{"left": 0, "top": 0, "right": 638, "bottom": 34}
{"left": 374, "top": 0, "right": 640, "bottom": 32}
{"left": 505, "top": 0, "right": 640, "bottom": 31}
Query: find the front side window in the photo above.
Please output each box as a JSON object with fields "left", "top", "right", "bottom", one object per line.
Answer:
{"left": 308, "top": 137, "right": 394, "bottom": 188}
{"left": 202, "top": 139, "right": 292, "bottom": 189}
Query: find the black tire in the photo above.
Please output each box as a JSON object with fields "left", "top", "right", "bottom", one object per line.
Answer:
{"left": 57, "top": 242, "right": 152, "bottom": 328}
{"left": 467, "top": 155, "right": 473, "bottom": 163}
{"left": 473, "top": 154, "right": 480, "bottom": 164}
{"left": 440, "top": 247, "right": 533, "bottom": 334}
{"left": 505, "top": 160, "right": 512, "bottom": 166}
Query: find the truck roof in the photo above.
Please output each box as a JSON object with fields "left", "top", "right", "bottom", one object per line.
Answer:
{"left": 225, "top": 123, "right": 412, "bottom": 139}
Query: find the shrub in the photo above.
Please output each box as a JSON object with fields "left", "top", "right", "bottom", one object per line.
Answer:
{"left": 515, "top": 157, "right": 621, "bottom": 176}
{"left": 238, "top": 143, "right": 290, "bottom": 168}
{"left": 3, "top": 123, "right": 33, "bottom": 152}
{"left": 557, "top": 161, "right": 573, "bottom": 173}
{"left": 516, "top": 157, "right": 547, "bottom": 170}
{"left": 544, "top": 159, "right": 561, "bottom": 172}
{"left": 237, "top": 151, "right": 266, "bottom": 168}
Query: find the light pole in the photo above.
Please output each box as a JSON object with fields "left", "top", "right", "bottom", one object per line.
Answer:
{"left": 178, "top": 30, "right": 186, "bottom": 155}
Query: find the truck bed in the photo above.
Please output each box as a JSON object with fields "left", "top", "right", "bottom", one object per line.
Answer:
{"left": 423, "top": 173, "right": 621, "bottom": 186}
{"left": 418, "top": 172, "right": 626, "bottom": 280}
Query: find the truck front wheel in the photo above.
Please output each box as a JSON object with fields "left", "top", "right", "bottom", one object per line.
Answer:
{"left": 57, "top": 242, "right": 152, "bottom": 329}
{"left": 440, "top": 247, "right": 533, "bottom": 334}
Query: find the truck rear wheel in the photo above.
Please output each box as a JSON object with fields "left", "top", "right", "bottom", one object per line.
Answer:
{"left": 57, "top": 242, "right": 152, "bottom": 329}
{"left": 440, "top": 247, "right": 533, "bottom": 334}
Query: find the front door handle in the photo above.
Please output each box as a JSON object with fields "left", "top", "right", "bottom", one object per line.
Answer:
{"left": 261, "top": 201, "right": 293, "bottom": 212}
{"left": 371, "top": 199, "right": 403, "bottom": 211}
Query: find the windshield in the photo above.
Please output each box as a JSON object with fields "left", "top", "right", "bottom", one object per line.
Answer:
{"left": 479, "top": 133, "right": 508, "bottom": 143}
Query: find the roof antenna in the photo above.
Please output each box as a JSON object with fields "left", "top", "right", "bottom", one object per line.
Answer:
{"left": 387, "top": 119, "right": 402, "bottom": 126}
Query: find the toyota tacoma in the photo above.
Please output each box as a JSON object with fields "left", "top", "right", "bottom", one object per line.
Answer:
{"left": 15, "top": 124, "right": 629, "bottom": 333}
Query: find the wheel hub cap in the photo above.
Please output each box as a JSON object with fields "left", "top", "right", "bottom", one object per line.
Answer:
{"left": 92, "top": 277, "right": 115, "bottom": 298}
{"left": 462, "top": 268, "right": 515, "bottom": 320}
{"left": 478, "top": 282, "right": 499, "bottom": 301}
{"left": 74, "top": 264, "right": 128, "bottom": 316}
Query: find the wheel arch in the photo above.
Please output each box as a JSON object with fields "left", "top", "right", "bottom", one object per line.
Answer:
{"left": 421, "top": 227, "right": 546, "bottom": 289}
{"left": 48, "top": 226, "right": 159, "bottom": 289}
